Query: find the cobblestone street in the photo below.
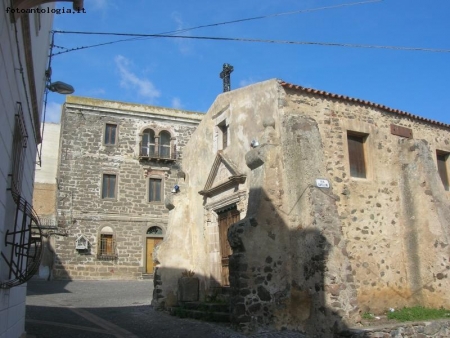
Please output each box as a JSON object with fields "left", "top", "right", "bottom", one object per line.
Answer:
{"left": 25, "top": 280, "right": 306, "bottom": 338}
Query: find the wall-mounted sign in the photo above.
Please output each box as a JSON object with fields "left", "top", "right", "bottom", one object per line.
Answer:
{"left": 316, "top": 179, "right": 330, "bottom": 188}
{"left": 390, "top": 124, "right": 413, "bottom": 139}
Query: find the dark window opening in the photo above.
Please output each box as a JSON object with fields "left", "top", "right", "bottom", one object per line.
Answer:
{"left": 104, "top": 124, "right": 117, "bottom": 145}
{"left": 219, "top": 124, "right": 228, "bottom": 149}
{"left": 147, "top": 226, "right": 163, "bottom": 235}
{"left": 102, "top": 174, "right": 116, "bottom": 199}
{"left": 437, "top": 151, "right": 449, "bottom": 191}
{"left": 149, "top": 178, "right": 162, "bottom": 202}
{"left": 347, "top": 132, "right": 367, "bottom": 178}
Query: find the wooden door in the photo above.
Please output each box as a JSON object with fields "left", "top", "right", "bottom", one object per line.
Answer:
{"left": 218, "top": 207, "right": 240, "bottom": 286}
{"left": 146, "top": 237, "right": 162, "bottom": 273}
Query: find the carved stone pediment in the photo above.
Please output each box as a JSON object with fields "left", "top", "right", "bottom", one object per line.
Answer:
{"left": 199, "top": 151, "right": 246, "bottom": 197}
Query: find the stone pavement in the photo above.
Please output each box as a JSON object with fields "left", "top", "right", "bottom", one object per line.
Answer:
{"left": 25, "top": 279, "right": 306, "bottom": 338}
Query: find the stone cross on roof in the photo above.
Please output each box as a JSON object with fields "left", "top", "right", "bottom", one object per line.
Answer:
{"left": 219, "top": 63, "right": 234, "bottom": 92}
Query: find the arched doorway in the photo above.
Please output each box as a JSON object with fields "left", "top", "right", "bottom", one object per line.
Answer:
{"left": 146, "top": 226, "right": 163, "bottom": 274}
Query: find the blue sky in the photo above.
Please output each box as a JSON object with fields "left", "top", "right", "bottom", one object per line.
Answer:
{"left": 46, "top": 0, "right": 450, "bottom": 124}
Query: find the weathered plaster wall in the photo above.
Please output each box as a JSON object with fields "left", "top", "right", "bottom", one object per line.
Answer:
{"left": 154, "top": 80, "right": 281, "bottom": 307}
{"left": 156, "top": 80, "right": 359, "bottom": 336}
{"left": 55, "top": 97, "right": 201, "bottom": 279}
{"left": 283, "top": 89, "right": 450, "bottom": 313}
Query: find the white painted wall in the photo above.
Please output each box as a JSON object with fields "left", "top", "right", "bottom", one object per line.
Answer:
{"left": 0, "top": 1, "right": 54, "bottom": 337}
{"left": 35, "top": 123, "right": 61, "bottom": 184}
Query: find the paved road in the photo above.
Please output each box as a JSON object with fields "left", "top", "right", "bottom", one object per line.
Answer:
{"left": 26, "top": 280, "right": 305, "bottom": 338}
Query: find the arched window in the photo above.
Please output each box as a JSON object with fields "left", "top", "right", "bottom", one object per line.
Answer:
{"left": 147, "top": 226, "right": 163, "bottom": 235}
{"left": 98, "top": 226, "right": 117, "bottom": 260}
{"left": 141, "top": 129, "right": 155, "bottom": 157}
{"left": 159, "top": 131, "right": 171, "bottom": 159}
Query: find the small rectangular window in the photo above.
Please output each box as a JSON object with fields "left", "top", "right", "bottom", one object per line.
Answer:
{"left": 102, "top": 174, "right": 116, "bottom": 199}
{"left": 217, "top": 120, "right": 228, "bottom": 150}
{"left": 99, "top": 234, "right": 114, "bottom": 256}
{"left": 10, "top": 104, "right": 28, "bottom": 195}
{"left": 104, "top": 124, "right": 117, "bottom": 145}
{"left": 347, "top": 132, "right": 367, "bottom": 178}
{"left": 437, "top": 151, "right": 449, "bottom": 191}
{"left": 149, "top": 178, "right": 162, "bottom": 202}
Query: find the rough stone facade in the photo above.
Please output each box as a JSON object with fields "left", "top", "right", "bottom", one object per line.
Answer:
{"left": 154, "top": 79, "right": 450, "bottom": 337}
{"left": 54, "top": 96, "right": 202, "bottom": 280}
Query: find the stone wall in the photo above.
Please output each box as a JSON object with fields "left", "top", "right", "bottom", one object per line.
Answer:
{"left": 283, "top": 89, "right": 450, "bottom": 313}
{"left": 342, "top": 320, "right": 450, "bottom": 337}
{"left": 155, "top": 79, "right": 450, "bottom": 336}
{"left": 54, "top": 97, "right": 202, "bottom": 280}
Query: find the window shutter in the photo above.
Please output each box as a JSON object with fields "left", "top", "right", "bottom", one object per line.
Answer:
{"left": 347, "top": 134, "right": 366, "bottom": 178}
{"left": 437, "top": 153, "right": 449, "bottom": 191}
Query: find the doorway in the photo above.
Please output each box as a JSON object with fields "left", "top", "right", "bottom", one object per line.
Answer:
{"left": 145, "top": 226, "right": 163, "bottom": 274}
{"left": 217, "top": 206, "right": 240, "bottom": 286}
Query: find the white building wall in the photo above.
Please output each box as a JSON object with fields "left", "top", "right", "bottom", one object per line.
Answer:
{"left": 35, "top": 123, "right": 61, "bottom": 184}
{"left": 0, "top": 1, "right": 54, "bottom": 337}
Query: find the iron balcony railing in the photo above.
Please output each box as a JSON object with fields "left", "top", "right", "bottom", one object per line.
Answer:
{"left": 139, "top": 143, "right": 177, "bottom": 161}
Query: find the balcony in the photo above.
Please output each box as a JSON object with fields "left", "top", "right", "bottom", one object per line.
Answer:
{"left": 139, "top": 143, "right": 177, "bottom": 162}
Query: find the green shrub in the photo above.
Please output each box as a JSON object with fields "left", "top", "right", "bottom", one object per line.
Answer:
{"left": 387, "top": 306, "right": 450, "bottom": 322}
{"left": 362, "top": 312, "right": 375, "bottom": 320}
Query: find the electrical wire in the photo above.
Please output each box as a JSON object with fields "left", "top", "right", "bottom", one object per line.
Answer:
{"left": 53, "top": 31, "right": 450, "bottom": 54}
{"left": 51, "top": 0, "right": 383, "bottom": 56}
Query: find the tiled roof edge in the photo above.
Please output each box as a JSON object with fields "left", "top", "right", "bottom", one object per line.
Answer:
{"left": 279, "top": 80, "right": 450, "bottom": 129}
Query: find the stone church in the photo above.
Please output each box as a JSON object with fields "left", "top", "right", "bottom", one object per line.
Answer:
{"left": 153, "top": 79, "right": 450, "bottom": 336}
{"left": 53, "top": 96, "right": 202, "bottom": 279}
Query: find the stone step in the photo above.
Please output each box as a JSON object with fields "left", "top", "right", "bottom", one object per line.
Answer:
{"left": 169, "top": 306, "right": 230, "bottom": 323}
{"left": 181, "top": 301, "right": 230, "bottom": 313}
{"left": 140, "top": 273, "right": 153, "bottom": 280}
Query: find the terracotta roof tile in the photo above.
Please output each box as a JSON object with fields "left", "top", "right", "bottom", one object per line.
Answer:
{"left": 279, "top": 80, "right": 450, "bottom": 129}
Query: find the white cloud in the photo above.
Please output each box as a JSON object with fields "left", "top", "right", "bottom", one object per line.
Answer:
{"left": 87, "top": 88, "right": 106, "bottom": 96}
{"left": 88, "top": 0, "right": 107, "bottom": 11}
{"left": 44, "top": 102, "right": 62, "bottom": 123}
{"left": 171, "top": 97, "right": 182, "bottom": 109}
{"left": 115, "top": 55, "right": 161, "bottom": 102}
{"left": 239, "top": 78, "right": 257, "bottom": 88}
{"left": 171, "top": 12, "right": 193, "bottom": 55}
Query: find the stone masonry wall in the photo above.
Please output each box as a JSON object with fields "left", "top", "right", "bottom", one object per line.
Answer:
{"left": 283, "top": 88, "right": 450, "bottom": 314}
{"left": 54, "top": 97, "right": 201, "bottom": 280}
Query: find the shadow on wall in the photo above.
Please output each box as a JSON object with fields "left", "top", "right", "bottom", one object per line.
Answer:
{"left": 155, "top": 186, "right": 357, "bottom": 337}
{"left": 151, "top": 266, "right": 222, "bottom": 310}
{"left": 226, "top": 187, "right": 356, "bottom": 337}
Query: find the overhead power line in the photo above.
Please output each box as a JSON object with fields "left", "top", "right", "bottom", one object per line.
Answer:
{"left": 52, "top": 0, "right": 383, "bottom": 56}
{"left": 53, "top": 31, "right": 450, "bottom": 54}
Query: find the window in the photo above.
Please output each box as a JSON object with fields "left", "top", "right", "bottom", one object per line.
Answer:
{"left": 99, "top": 234, "right": 114, "bottom": 255}
{"left": 98, "top": 226, "right": 116, "bottom": 260}
{"left": 437, "top": 151, "right": 449, "bottom": 191}
{"left": 347, "top": 132, "right": 367, "bottom": 178}
{"left": 10, "top": 103, "right": 28, "bottom": 196}
{"left": 149, "top": 178, "right": 163, "bottom": 202}
{"left": 141, "top": 129, "right": 155, "bottom": 157}
{"left": 104, "top": 124, "right": 117, "bottom": 145}
{"left": 102, "top": 174, "right": 116, "bottom": 199}
{"left": 159, "top": 131, "right": 171, "bottom": 158}
{"left": 219, "top": 124, "right": 228, "bottom": 150}
{"left": 147, "top": 226, "right": 163, "bottom": 235}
